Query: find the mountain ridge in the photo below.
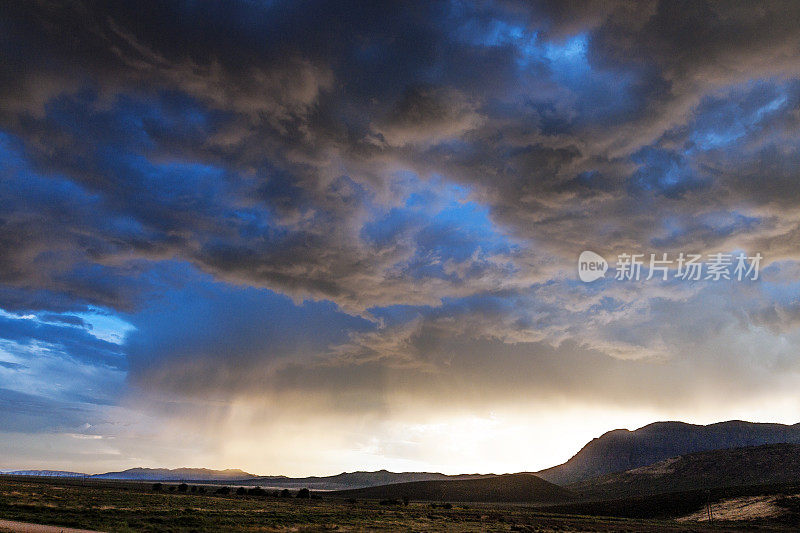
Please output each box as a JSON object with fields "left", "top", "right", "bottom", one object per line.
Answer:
{"left": 91, "top": 467, "right": 258, "bottom": 481}
{"left": 569, "top": 442, "right": 800, "bottom": 500}
{"left": 243, "top": 470, "right": 492, "bottom": 490}
{"left": 0, "top": 467, "right": 493, "bottom": 489}
{"left": 536, "top": 419, "right": 800, "bottom": 485}
{"left": 0, "top": 470, "right": 86, "bottom": 478}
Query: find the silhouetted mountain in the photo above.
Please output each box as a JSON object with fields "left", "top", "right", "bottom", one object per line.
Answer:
{"left": 333, "top": 473, "right": 573, "bottom": 503}
{"left": 537, "top": 420, "right": 800, "bottom": 485}
{"left": 91, "top": 467, "right": 257, "bottom": 481}
{"left": 1, "top": 470, "right": 86, "bottom": 477}
{"left": 243, "top": 469, "right": 491, "bottom": 490}
{"left": 570, "top": 443, "right": 800, "bottom": 500}
{"left": 1, "top": 467, "right": 488, "bottom": 487}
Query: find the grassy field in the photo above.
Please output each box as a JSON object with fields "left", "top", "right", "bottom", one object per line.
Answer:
{"left": 0, "top": 475, "right": 791, "bottom": 532}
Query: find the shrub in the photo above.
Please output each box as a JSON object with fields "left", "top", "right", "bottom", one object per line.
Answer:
{"left": 236, "top": 487, "right": 246, "bottom": 495}
{"left": 177, "top": 483, "right": 188, "bottom": 493}
{"left": 280, "top": 489, "right": 291, "bottom": 498}
{"left": 296, "top": 488, "right": 310, "bottom": 498}
{"left": 215, "top": 486, "right": 230, "bottom": 495}
{"left": 152, "top": 483, "right": 162, "bottom": 492}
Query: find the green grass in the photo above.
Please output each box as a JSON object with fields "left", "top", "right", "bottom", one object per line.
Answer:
{"left": 0, "top": 476, "right": 789, "bottom": 532}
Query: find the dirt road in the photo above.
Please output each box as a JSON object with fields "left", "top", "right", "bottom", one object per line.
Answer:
{"left": 0, "top": 519, "right": 102, "bottom": 533}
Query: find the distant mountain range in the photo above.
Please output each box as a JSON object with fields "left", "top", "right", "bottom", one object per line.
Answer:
{"left": 536, "top": 420, "right": 800, "bottom": 485}
{"left": 0, "top": 470, "right": 86, "bottom": 478}
{"left": 332, "top": 473, "right": 572, "bottom": 503}
{"left": 93, "top": 468, "right": 491, "bottom": 489}
{"left": 0, "top": 467, "right": 489, "bottom": 489}
{"left": 6, "top": 419, "right": 800, "bottom": 495}
{"left": 91, "top": 468, "right": 258, "bottom": 481}
{"left": 0, "top": 467, "right": 257, "bottom": 481}
{"left": 242, "top": 470, "right": 491, "bottom": 490}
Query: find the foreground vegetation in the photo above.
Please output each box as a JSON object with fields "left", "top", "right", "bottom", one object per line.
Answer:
{"left": 0, "top": 475, "right": 793, "bottom": 532}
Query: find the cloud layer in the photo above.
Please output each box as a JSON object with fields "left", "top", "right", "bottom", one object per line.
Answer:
{"left": 2, "top": 0, "right": 800, "bottom": 474}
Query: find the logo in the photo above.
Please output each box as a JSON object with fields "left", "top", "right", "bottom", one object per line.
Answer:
{"left": 578, "top": 250, "right": 608, "bottom": 282}
{"left": 577, "top": 251, "right": 762, "bottom": 283}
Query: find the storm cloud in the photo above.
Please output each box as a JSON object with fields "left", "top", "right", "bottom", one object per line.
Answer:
{"left": 2, "top": 0, "right": 800, "bottom": 474}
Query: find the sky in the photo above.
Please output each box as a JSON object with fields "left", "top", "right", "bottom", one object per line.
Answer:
{"left": 2, "top": 1, "right": 800, "bottom": 476}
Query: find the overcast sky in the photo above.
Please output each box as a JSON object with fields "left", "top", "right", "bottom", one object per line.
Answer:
{"left": 2, "top": 1, "right": 800, "bottom": 476}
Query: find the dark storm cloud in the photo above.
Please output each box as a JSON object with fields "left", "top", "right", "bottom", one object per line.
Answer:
{"left": 4, "top": 0, "right": 800, "bottom": 312}
{"left": 2, "top": 0, "right": 800, "bottom": 427}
